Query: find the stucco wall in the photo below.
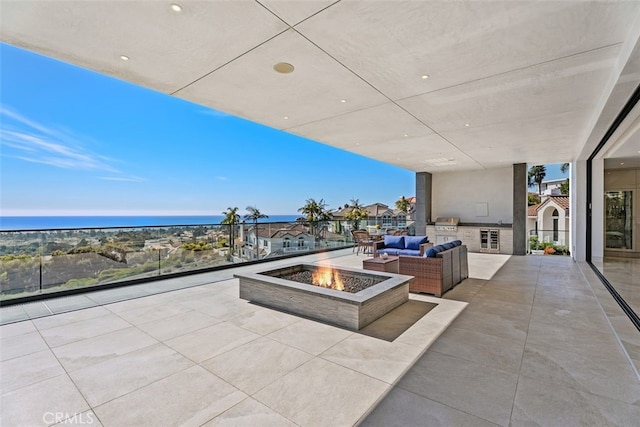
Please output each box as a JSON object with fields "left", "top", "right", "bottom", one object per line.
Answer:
{"left": 432, "top": 167, "right": 513, "bottom": 224}
{"left": 426, "top": 224, "right": 513, "bottom": 254}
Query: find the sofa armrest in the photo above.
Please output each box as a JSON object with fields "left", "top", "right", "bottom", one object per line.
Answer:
{"left": 419, "top": 242, "right": 434, "bottom": 256}
{"left": 373, "top": 240, "right": 385, "bottom": 257}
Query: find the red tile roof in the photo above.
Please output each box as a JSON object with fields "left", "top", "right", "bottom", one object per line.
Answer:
{"left": 550, "top": 196, "right": 570, "bottom": 214}
{"left": 528, "top": 196, "right": 570, "bottom": 216}
{"left": 528, "top": 203, "right": 540, "bottom": 217}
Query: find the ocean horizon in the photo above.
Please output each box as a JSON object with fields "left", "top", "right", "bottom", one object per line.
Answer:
{"left": 0, "top": 215, "right": 303, "bottom": 231}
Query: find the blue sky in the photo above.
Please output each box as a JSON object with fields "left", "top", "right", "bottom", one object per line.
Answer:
{"left": 1, "top": 43, "right": 568, "bottom": 217}
{"left": 0, "top": 43, "right": 417, "bottom": 216}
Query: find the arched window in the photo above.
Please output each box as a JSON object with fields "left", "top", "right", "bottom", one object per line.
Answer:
{"left": 552, "top": 208, "right": 559, "bottom": 242}
{"left": 283, "top": 238, "right": 291, "bottom": 248}
{"left": 298, "top": 237, "right": 305, "bottom": 247}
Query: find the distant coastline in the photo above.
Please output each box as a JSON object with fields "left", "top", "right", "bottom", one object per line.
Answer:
{"left": 0, "top": 215, "right": 302, "bottom": 231}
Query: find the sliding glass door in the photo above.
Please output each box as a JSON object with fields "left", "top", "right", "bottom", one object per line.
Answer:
{"left": 605, "top": 190, "right": 633, "bottom": 251}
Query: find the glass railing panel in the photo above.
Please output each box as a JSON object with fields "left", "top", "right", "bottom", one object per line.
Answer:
{"left": 0, "top": 231, "right": 44, "bottom": 300}
{"left": 37, "top": 227, "right": 162, "bottom": 294}
{"left": 527, "top": 230, "right": 570, "bottom": 255}
{"left": 1, "top": 220, "right": 356, "bottom": 301}
{"left": 161, "top": 238, "right": 232, "bottom": 274}
{"left": 0, "top": 254, "right": 42, "bottom": 300}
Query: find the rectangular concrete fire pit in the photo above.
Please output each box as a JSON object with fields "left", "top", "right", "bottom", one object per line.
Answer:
{"left": 235, "top": 263, "right": 413, "bottom": 330}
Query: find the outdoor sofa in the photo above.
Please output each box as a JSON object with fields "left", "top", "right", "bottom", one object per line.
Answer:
{"left": 398, "top": 240, "right": 468, "bottom": 297}
{"left": 373, "top": 235, "right": 430, "bottom": 257}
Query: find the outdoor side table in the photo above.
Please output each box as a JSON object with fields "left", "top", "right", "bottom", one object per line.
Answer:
{"left": 363, "top": 256, "right": 399, "bottom": 274}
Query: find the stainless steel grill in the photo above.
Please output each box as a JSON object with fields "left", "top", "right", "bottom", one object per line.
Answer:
{"left": 434, "top": 217, "right": 459, "bottom": 232}
{"left": 434, "top": 217, "right": 459, "bottom": 244}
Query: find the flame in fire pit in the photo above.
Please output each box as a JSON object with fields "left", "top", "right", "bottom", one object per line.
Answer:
{"left": 312, "top": 266, "right": 345, "bottom": 291}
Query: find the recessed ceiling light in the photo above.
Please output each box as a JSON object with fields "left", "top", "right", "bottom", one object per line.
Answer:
{"left": 464, "top": 123, "right": 470, "bottom": 127}
{"left": 120, "top": 55, "right": 129, "bottom": 61}
{"left": 356, "top": 142, "right": 360, "bottom": 146}
{"left": 620, "top": 162, "right": 624, "bottom": 165}
{"left": 404, "top": 134, "right": 409, "bottom": 137}
{"left": 170, "top": 4, "right": 182, "bottom": 12}
{"left": 273, "top": 62, "right": 294, "bottom": 74}
{"left": 340, "top": 99, "right": 347, "bottom": 103}
{"left": 421, "top": 75, "right": 430, "bottom": 79}
{"left": 283, "top": 116, "right": 289, "bottom": 120}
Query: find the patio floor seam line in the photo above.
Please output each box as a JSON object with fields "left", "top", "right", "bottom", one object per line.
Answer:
{"left": 39, "top": 301, "right": 55, "bottom": 315}
{"left": 509, "top": 263, "right": 540, "bottom": 427}
{"left": 34, "top": 315, "right": 133, "bottom": 350}
{"left": 427, "top": 348, "right": 523, "bottom": 379}
{"left": 29, "top": 326, "right": 98, "bottom": 425}
{"left": 438, "top": 325, "right": 527, "bottom": 372}
{"left": 353, "top": 327, "right": 453, "bottom": 422}
{"left": 312, "top": 352, "right": 395, "bottom": 386}
{"left": 87, "top": 363, "right": 201, "bottom": 413}
{"left": 515, "top": 369, "right": 639, "bottom": 406}
{"left": 391, "top": 376, "right": 507, "bottom": 426}
{"left": 190, "top": 361, "right": 254, "bottom": 401}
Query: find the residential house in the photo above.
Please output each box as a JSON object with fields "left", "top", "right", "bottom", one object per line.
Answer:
{"left": 527, "top": 196, "right": 570, "bottom": 246}
{"left": 538, "top": 178, "right": 568, "bottom": 196}
{"left": 331, "top": 202, "right": 411, "bottom": 233}
{"left": 241, "top": 223, "right": 315, "bottom": 260}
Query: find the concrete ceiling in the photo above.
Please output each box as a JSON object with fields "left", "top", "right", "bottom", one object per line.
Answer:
{"left": 2, "top": 0, "right": 640, "bottom": 173}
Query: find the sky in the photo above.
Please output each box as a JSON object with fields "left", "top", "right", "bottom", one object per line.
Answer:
{"left": 1, "top": 43, "right": 568, "bottom": 217}
{"left": 0, "top": 43, "right": 417, "bottom": 217}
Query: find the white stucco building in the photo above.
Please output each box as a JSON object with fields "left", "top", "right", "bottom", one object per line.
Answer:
{"left": 527, "top": 196, "right": 570, "bottom": 247}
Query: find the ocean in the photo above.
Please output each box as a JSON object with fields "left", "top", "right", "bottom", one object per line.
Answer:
{"left": 0, "top": 215, "right": 302, "bottom": 231}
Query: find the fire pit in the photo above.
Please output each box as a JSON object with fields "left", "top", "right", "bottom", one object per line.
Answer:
{"left": 235, "top": 263, "right": 412, "bottom": 330}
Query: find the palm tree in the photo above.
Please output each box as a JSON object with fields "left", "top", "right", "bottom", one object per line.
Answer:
{"left": 298, "top": 198, "right": 332, "bottom": 241}
{"left": 345, "top": 198, "right": 368, "bottom": 230}
{"left": 560, "top": 163, "right": 570, "bottom": 174}
{"left": 221, "top": 207, "right": 240, "bottom": 260}
{"left": 528, "top": 165, "right": 547, "bottom": 195}
{"left": 244, "top": 206, "right": 268, "bottom": 260}
{"left": 395, "top": 196, "right": 411, "bottom": 213}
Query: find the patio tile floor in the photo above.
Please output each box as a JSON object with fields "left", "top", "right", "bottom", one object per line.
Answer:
{"left": 1, "top": 249, "right": 639, "bottom": 426}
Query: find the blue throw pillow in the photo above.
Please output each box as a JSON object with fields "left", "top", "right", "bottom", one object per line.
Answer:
{"left": 432, "top": 245, "right": 445, "bottom": 253}
{"left": 443, "top": 242, "right": 455, "bottom": 250}
{"left": 384, "top": 235, "right": 405, "bottom": 249}
{"left": 452, "top": 240, "right": 462, "bottom": 246}
{"left": 424, "top": 248, "right": 438, "bottom": 258}
{"left": 404, "top": 236, "right": 427, "bottom": 250}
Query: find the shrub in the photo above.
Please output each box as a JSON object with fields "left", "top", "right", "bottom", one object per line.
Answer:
{"left": 529, "top": 236, "right": 542, "bottom": 250}
{"left": 553, "top": 245, "right": 569, "bottom": 255}
{"left": 182, "top": 241, "right": 212, "bottom": 251}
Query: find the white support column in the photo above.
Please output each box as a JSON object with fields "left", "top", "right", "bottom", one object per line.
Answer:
{"left": 573, "top": 159, "right": 604, "bottom": 262}
{"left": 592, "top": 158, "right": 605, "bottom": 263}
{"left": 572, "top": 160, "right": 586, "bottom": 261}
